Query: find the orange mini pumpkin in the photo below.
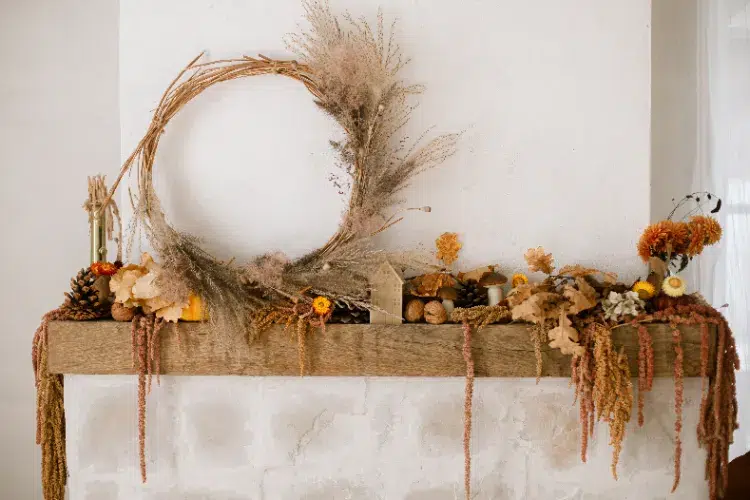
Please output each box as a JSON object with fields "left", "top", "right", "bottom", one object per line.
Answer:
{"left": 180, "top": 294, "right": 208, "bottom": 321}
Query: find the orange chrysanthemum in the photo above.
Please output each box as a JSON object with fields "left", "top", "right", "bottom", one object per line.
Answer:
{"left": 670, "top": 222, "right": 691, "bottom": 254}
{"left": 637, "top": 220, "right": 679, "bottom": 261}
{"left": 690, "top": 215, "right": 722, "bottom": 246}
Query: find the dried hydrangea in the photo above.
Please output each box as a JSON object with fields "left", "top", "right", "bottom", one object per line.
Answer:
{"left": 602, "top": 291, "right": 645, "bottom": 322}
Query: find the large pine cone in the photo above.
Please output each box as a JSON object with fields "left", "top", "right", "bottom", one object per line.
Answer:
{"left": 329, "top": 303, "right": 370, "bottom": 324}
{"left": 64, "top": 267, "right": 104, "bottom": 312}
{"left": 455, "top": 280, "right": 488, "bottom": 308}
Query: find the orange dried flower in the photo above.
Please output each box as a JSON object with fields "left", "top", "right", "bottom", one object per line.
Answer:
{"left": 312, "top": 296, "right": 332, "bottom": 315}
{"left": 690, "top": 215, "right": 722, "bottom": 246}
{"left": 91, "top": 261, "right": 118, "bottom": 276}
{"left": 435, "top": 232, "right": 462, "bottom": 266}
{"left": 670, "top": 222, "right": 691, "bottom": 254}
{"left": 637, "top": 220, "right": 680, "bottom": 261}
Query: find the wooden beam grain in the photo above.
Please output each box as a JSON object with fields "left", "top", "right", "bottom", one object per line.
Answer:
{"left": 46, "top": 321, "right": 714, "bottom": 378}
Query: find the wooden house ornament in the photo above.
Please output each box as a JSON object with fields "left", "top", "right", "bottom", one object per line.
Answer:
{"left": 370, "top": 261, "right": 404, "bottom": 324}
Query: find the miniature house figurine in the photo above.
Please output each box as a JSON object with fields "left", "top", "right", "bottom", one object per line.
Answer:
{"left": 370, "top": 261, "right": 405, "bottom": 324}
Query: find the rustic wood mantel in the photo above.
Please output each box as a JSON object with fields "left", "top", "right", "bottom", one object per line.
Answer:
{"left": 47, "top": 321, "right": 714, "bottom": 377}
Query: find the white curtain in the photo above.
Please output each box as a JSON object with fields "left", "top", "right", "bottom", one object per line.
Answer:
{"left": 697, "top": 0, "right": 750, "bottom": 459}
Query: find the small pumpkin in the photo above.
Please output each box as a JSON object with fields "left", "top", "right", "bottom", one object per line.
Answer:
{"left": 180, "top": 294, "right": 208, "bottom": 321}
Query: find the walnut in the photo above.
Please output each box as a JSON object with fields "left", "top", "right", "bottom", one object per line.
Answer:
{"left": 111, "top": 302, "right": 136, "bottom": 322}
{"left": 424, "top": 300, "right": 447, "bottom": 325}
{"left": 404, "top": 299, "right": 425, "bottom": 323}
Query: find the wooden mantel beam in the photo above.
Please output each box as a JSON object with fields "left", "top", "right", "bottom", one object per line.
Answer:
{"left": 46, "top": 321, "right": 713, "bottom": 378}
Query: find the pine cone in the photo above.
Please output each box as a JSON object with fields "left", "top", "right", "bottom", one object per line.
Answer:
{"left": 64, "top": 267, "right": 105, "bottom": 312}
{"left": 329, "top": 303, "right": 370, "bottom": 324}
{"left": 455, "top": 280, "right": 488, "bottom": 308}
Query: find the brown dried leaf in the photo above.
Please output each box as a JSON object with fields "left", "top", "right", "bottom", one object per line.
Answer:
{"left": 511, "top": 297, "right": 543, "bottom": 324}
{"left": 524, "top": 247, "right": 555, "bottom": 274}
{"left": 575, "top": 277, "right": 598, "bottom": 302}
{"left": 548, "top": 311, "right": 585, "bottom": 356}
{"left": 563, "top": 283, "right": 597, "bottom": 315}
{"left": 435, "top": 232, "right": 462, "bottom": 266}
{"left": 507, "top": 283, "right": 535, "bottom": 307}
{"left": 457, "top": 265, "right": 496, "bottom": 283}
{"left": 408, "top": 273, "right": 457, "bottom": 297}
{"left": 511, "top": 292, "right": 564, "bottom": 324}
{"left": 558, "top": 264, "right": 617, "bottom": 285}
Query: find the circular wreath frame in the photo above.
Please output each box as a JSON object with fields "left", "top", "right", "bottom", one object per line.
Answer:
{"left": 102, "top": 4, "right": 457, "bottom": 335}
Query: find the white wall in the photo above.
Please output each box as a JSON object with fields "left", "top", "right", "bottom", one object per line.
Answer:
{"left": 0, "top": 1, "right": 119, "bottom": 498}
{"left": 119, "top": 0, "right": 651, "bottom": 278}
{"left": 651, "top": 0, "right": 699, "bottom": 221}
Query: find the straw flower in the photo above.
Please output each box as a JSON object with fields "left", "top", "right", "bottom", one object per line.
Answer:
{"left": 632, "top": 281, "right": 656, "bottom": 300}
{"left": 312, "top": 296, "right": 332, "bottom": 315}
{"left": 662, "top": 276, "right": 687, "bottom": 297}
{"left": 511, "top": 273, "right": 529, "bottom": 288}
{"left": 91, "top": 261, "right": 118, "bottom": 277}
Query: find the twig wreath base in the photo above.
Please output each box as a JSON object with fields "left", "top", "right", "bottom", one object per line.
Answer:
{"left": 103, "top": 1, "right": 457, "bottom": 338}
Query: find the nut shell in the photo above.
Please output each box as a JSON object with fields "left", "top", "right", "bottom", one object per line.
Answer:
{"left": 111, "top": 302, "right": 136, "bottom": 322}
{"left": 424, "top": 300, "right": 447, "bottom": 325}
{"left": 404, "top": 299, "right": 425, "bottom": 323}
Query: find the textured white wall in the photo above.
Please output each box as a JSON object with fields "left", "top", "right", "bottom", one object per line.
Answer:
{"left": 0, "top": 1, "right": 119, "bottom": 498}
{"left": 65, "top": 376, "right": 707, "bottom": 499}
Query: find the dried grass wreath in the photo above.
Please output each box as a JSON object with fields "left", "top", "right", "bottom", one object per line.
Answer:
{"left": 102, "top": 1, "right": 457, "bottom": 335}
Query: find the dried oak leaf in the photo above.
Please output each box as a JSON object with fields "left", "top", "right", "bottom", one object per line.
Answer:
{"left": 557, "top": 264, "right": 617, "bottom": 285}
{"left": 507, "top": 283, "right": 535, "bottom": 307}
{"left": 408, "top": 273, "right": 457, "bottom": 297}
{"left": 435, "top": 232, "right": 462, "bottom": 266}
{"left": 563, "top": 283, "right": 597, "bottom": 315}
{"left": 548, "top": 311, "right": 585, "bottom": 356}
{"left": 524, "top": 247, "right": 555, "bottom": 274}
{"left": 457, "top": 265, "right": 496, "bottom": 283}
{"left": 575, "top": 277, "right": 598, "bottom": 302}
{"left": 511, "top": 292, "right": 563, "bottom": 324}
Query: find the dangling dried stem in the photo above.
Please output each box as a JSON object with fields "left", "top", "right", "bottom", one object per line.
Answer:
{"left": 635, "top": 324, "right": 654, "bottom": 426}
{"left": 590, "top": 324, "right": 632, "bottom": 479}
{"left": 32, "top": 311, "right": 66, "bottom": 500}
{"left": 631, "top": 304, "right": 738, "bottom": 499}
{"left": 131, "top": 312, "right": 163, "bottom": 484}
{"left": 572, "top": 325, "right": 595, "bottom": 463}
{"left": 33, "top": 305, "right": 110, "bottom": 500}
{"left": 532, "top": 323, "right": 545, "bottom": 382}
{"left": 670, "top": 324, "right": 684, "bottom": 492}
{"left": 461, "top": 322, "right": 474, "bottom": 500}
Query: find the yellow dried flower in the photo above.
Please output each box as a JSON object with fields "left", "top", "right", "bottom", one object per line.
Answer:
{"left": 632, "top": 281, "right": 656, "bottom": 300}
{"left": 312, "top": 296, "right": 332, "bottom": 315}
{"left": 511, "top": 273, "right": 529, "bottom": 288}
{"left": 524, "top": 247, "right": 555, "bottom": 274}
{"left": 662, "top": 276, "right": 687, "bottom": 297}
{"left": 435, "top": 232, "right": 462, "bottom": 266}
